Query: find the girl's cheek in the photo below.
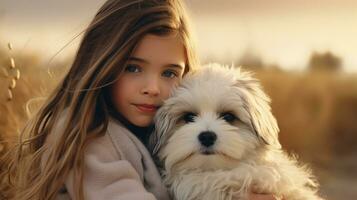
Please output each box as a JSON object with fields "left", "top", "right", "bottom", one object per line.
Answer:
{"left": 162, "top": 81, "right": 177, "bottom": 99}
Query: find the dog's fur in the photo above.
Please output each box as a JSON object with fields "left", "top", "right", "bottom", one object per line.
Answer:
{"left": 149, "top": 64, "right": 322, "bottom": 200}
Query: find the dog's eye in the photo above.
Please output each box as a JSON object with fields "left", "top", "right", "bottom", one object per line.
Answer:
{"left": 182, "top": 112, "right": 196, "bottom": 123}
{"left": 220, "top": 112, "right": 237, "bottom": 123}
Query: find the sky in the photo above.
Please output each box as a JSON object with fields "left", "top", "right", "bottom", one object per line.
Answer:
{"left": 0, "top": 0, "right": 356, "bottom": 71}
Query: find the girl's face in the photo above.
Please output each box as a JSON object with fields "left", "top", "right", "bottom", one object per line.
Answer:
{"left": 111, "top": 34, "right": 186, "bottom": 127}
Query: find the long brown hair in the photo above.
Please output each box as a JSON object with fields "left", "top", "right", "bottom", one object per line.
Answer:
{"left": 3, "top": 0, "right": 198, "bottom": 199}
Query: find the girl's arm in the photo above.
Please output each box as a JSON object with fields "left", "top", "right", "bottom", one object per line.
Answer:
{"left": 64, "top": 134, "right": 157, "bottom": 200}
{"left": 43, "top": 124, "right": 157, "bottom": 200}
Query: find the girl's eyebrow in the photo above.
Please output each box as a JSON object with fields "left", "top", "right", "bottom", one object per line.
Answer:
{"left": 128, "top": 56, "right": 184, "bottom": 70}
{"left": 128, "top": 56, "right": 149, "bottom": 64}
{"left": 167, "top": 64, "right": 184, "bottom": 70}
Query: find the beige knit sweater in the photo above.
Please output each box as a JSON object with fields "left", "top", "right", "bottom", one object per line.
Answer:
{"left": 43, "top": 113, "right": 170, "bottom": 200}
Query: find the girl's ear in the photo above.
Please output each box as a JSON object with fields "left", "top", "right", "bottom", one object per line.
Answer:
{"left": 235, "top": 72, "right": 281, "bottom": 149}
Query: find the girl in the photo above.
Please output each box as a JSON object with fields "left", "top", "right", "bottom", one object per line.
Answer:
{"left": 4, "top": 0, "right": 280, "bottom": 199}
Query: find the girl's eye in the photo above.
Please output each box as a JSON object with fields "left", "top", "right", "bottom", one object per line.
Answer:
{"left": 125, "top": 64, "right": 141, "bottom": 73}
{"left": 220, "top": 112, "right": 237, "bottom": 123}
{"left": 162, "top": 70, "right": 178, "bottom": 78}
{"left": 182, "top": 112, "right": 197, "bottom": 123}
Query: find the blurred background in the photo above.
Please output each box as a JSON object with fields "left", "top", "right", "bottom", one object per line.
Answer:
{"left": 0, "top": 0, "right": 356, "bottom": 199}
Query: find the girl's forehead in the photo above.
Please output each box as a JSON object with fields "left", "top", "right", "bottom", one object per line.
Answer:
{"left": 132, "top": 34, "right": 186, "bottom": 63}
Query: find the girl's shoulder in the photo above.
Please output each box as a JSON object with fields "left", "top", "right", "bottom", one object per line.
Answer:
{"left": 43, "top": 110, "right": 121, "bottom": 162}
{"left": 43, "top": 111, "right": 144, "bottom": 167}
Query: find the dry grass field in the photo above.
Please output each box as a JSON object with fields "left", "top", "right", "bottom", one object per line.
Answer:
{"left": 1, "top": 48, "right": 356, "bottom": 199}
{"left": 256, "top": 70, "right": 357, "bottom": 199}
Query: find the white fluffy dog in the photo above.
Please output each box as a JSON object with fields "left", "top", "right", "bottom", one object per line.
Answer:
{"left": 149, "top": 64, "right": 322, "bottom": 200}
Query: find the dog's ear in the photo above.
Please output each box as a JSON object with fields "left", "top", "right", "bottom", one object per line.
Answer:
{"left": 235, "top": 72, "right": 281, "bottom": 149}
{"left": 149, "top": 102, "right": 178, "bottom": 155}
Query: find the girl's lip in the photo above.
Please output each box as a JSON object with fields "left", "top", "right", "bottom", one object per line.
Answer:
{"left": 134, "top": 104, "right": 159, "bottom": 113}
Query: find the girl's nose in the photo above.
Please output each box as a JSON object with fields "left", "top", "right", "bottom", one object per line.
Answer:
{"left": 141, "top": 78, "right": 160, "bottom": 96}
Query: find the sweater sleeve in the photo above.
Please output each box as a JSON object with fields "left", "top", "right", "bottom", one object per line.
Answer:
{"left": 64, "top": 134, "right": 157, "bottom": 200}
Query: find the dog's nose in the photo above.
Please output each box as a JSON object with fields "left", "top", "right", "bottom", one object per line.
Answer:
{"left": 198, "top": 131, "right": 217, "bottom": 147}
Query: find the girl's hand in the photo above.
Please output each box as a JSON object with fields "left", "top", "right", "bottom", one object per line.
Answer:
{"left": 249, "top": 192, "right": 283, "bottom": 200}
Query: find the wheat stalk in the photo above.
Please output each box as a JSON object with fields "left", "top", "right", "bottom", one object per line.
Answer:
{"left": 1, "top": 43, "right": 21, "bottom": 101}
